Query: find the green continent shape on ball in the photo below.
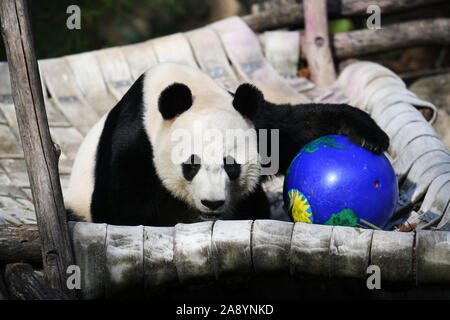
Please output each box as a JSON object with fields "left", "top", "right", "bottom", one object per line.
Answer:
{"left": 324, "top": 208, "right": 358, "bottom": 227}
{"left": 286, "top": 136, "right": 347, "bottom": 176}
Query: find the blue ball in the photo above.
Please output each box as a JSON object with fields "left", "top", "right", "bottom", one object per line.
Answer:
{"left": 283, "top": 135, "right": 398, "bottom": 229}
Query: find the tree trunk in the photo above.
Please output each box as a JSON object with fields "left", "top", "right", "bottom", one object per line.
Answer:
{"left": 0, "top": 0, "right": 76, "bottom": 298}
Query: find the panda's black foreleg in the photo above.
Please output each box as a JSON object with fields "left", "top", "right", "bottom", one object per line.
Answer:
{"left": 230, "top": 185, "right": 271, "bottom": 220}
{"left": 257, "top": 102, "right": 389, "bottom": 175}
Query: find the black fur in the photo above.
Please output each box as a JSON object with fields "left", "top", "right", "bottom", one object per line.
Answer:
{"left": 91, "top": 75, "right": 195, "bottom": 226}
{"left": 232, "top": 83, "right": 261, "bottom": 120}
{"left": 158, "top": 82, "right": 193, "bottom": 120}
{"left": 232, "top": 84, "right": 390, "bottom": 176}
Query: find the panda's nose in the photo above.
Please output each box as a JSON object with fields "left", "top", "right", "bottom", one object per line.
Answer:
{"left": 201, "top": 200, "right": 225, "bottom": 210}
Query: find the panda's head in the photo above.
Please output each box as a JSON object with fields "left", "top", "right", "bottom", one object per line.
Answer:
{"left": 153, "top": 82, "right": 263, "bottom": 220}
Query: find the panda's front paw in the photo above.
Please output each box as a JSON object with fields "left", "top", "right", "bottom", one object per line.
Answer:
{"left": 346, "top": 120, "right": 389, "bottom": 154}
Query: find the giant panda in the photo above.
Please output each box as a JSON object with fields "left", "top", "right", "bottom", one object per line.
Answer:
{"left": 65, "top": 63, "right": 389, "bottom": 226}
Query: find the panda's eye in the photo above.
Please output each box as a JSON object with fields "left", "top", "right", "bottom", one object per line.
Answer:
{"left": 182, "top": 154, "right": 201, "bottom": 181}
{"left": 224, "top": 156, "right": 241, "bottom": 181}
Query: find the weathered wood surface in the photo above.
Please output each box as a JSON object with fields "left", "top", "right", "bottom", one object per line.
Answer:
{"left": 370, "top": 231, "right": 414, "bottom": 282}
{"left": 94, "top": 47, "right": 134, "bottom": 101}
{"left": 243, "top": 0, "right": 445, "bottom": 32}
{"left": 3, "top": 221, "right": 450, "bottom": 298}
{"left": 173, "top": 221, "right": 215, "bottom": 284}
{"left": 151, "top": 33, "right": 198, "bottom": 68}
{"left": 120, "top": 40, "right": 158, "bottom": 81}
{"left": 416, "top": 231, "right": 450, "bottom": 284}
{"left": 69, "top": 221, "right": 106, "bottom": 300}
{"left": 186, "top": 27, "right": 240, "bottom": 92}
{"left": 303, "top": 0, "right": 336, "bottom": 88}
{"left": 0, "top": 0, "right": 75, "bottom": 298}
{"left": 0, "top": 224, "right": 41, "bottom": 265}
{"left": 4, "top": 263, "right": 69, "bottom": 300}
{"left": 408, "top": 173, "right": 450, "bottom": 229}
{"left": 65, "top": 52, "right": 116, "bottom": 116}
{"left": 332, "top": 18, "right": 450, "bottom": 60}
{"left": 105, "top": 225, "right": 144, "bottom": 298}
{"left": 212, "top": 17, "right": 310, "bottom": 104}
{"left": 40, "top": 59, "right": 100, "bottom": 136}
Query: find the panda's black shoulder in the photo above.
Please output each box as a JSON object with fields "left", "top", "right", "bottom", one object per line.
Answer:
{"left": 91, "top": 74, "right": 163, "bottom": 225}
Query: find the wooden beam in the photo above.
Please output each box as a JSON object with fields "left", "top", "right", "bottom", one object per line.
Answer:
{"left": 243, "top": 0, "right": 445, "bottom": 32}
{"left": 303, "top": 0, "right": 336, "bottom": 88}
{"left": 0, "top": 0, "right": 76, "bottom": 298}
{"left": 299, "top": 18, "right": 450, "bottom": 60}
{"left": 0, "top": 225, "right": 42, "bottom": 266}
{"left": 4, "top": 263, "right": 70, "bottom": 300}
{"left": 331, "top": 18, "right": 450, "bottom": 60}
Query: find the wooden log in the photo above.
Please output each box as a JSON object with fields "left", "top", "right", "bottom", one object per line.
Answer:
{"left": 389, "top": 121, "right": 439, "bottom": 155}
{"left": 120, "top": 40, "right": 158, "bottom": 81}
{"left": 416, "top": 230, "right": 450, "bottom": 284}
{"left": 329, "top": 226, "right": 373, "bottom": 279}
{"left": 375, "top": 103, "right": 423, "bottom": 130}
{"left": 243, "top": 0, "right": 445, "bottom": 32}
{"left": 212, "top": 17, "right": 310, "bottom": 104}
{"left": 397, "top": 163, "right": 450, "bottom": 215}
{"left": 0, "top": 0, "right": 76, "bottom": 298}
{"left": 252, "top": 220, "right": 293, "bottom": 274}
{"left": 151, "top": 33, "right": 198, "bottom": 68}
{"left": 392, "top": 137, "right": 449, "bottom": 180}
{"left": 211, "top": 220, "right": 253, "bottom": 278}
{"left": 4, "top": 263, "right": 69, "bottom": 300}
{"left": 173, "top": 221, "right": 215, "bottom": 284}
{"left": 70, "top": 222, "right": 107, "bottom": 300}
{"left": 186, "top": 27, "right": 241, "bottom": 92}
{"left": 382, "top": 109, "right": 426, "bottom": 140}
{"left": 332, "top": 18, "right": 450, "bottom": 60}
{"left": 143, "top": 226, "right": 177, "bottom": 290}
{"left": 2, "top": 221, "right": 450, "bottom": 295}
{"left": 370, "top": 231, "right": 414, "bottom": 282}
{"left": 416, "top": 173, "right": 450, "bottom": 229}
{"left": 0, "top": 224, "right": 41, "bottom": 265}
{"left": 65, "top": 52, "right": 117, "bottom": 116}
{"left": 290, "top": 222, "right": 332, "bottom": 278}
{"left": 338, "top": 61, "right": 437, "bottom": 123}
{"left": 303, "top": 0, "right": 336, "bottom": 88}
{"left": 105, "top": 225, "right": 144, "bottom": 298}
{"left": 94, "top": 47, "right": 133, "bottom": 101}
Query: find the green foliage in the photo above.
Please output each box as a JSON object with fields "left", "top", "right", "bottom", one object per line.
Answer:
{"left": 328, "top": 18, "right": 354, "bottom": 34}
{"left": 0, "top": 0, "right": 210, "bottom": 60}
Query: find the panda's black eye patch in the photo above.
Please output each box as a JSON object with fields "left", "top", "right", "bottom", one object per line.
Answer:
{"left": 182, "top": 154, "right": 201, "bottom": 181}
{"left": 224, "top": 156, "right": 241, "bottom": 181}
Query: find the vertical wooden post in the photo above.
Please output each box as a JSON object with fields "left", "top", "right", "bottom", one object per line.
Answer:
{"left": 303, "top": 0, "right": 337, "bottom": 88}
{"left": 0, "top": 0, "right": 76, "bottom": 298}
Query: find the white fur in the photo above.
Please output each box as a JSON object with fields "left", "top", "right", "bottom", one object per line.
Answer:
{"left": 64, "top": 114, "right": 108, "bottom": 221}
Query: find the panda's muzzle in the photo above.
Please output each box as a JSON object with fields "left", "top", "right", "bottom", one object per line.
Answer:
{"left": 201, "top": 200, "right": 225, "bottom": 211}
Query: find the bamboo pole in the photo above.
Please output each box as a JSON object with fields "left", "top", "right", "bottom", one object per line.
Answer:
{"left": 0, "top": 0, "right": 76, "bottom": 298}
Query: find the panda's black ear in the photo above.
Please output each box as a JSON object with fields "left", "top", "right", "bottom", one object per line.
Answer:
{"left": 232, "top": 83, "right": 263, "bottom": 120}
{"left": 158, "top": 83, "right": 193, "bottom": 120}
